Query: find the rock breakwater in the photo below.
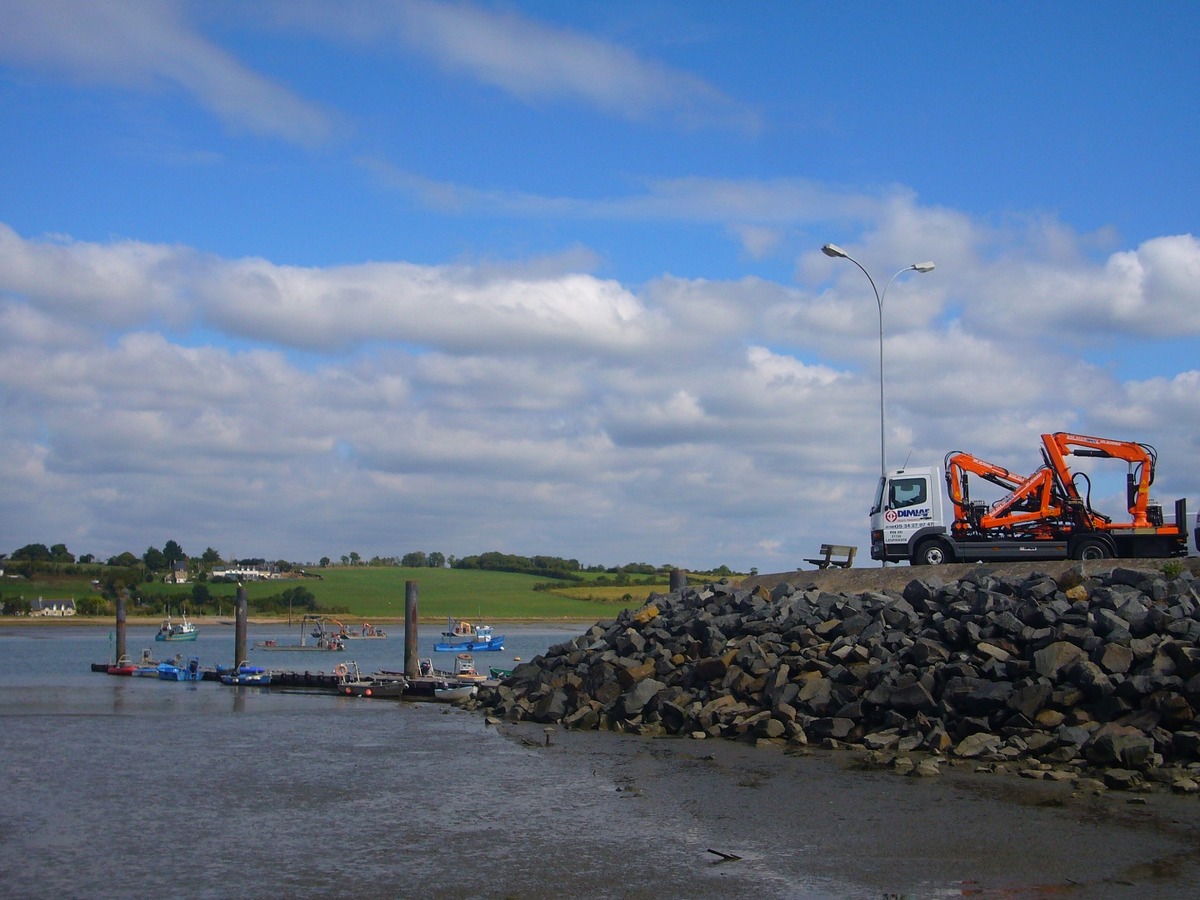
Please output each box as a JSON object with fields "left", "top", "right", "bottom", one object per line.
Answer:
{"left": 481, "top": 564, "right": 1200, "bottom": 793}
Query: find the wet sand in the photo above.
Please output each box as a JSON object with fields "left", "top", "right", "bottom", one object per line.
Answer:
{"left": 498, "top": 721, "right": 1200, "bottom": 898}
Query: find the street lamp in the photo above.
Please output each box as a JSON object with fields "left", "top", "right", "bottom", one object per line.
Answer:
{"left": 821, "top": 242, "right": 935, "bottom": 484}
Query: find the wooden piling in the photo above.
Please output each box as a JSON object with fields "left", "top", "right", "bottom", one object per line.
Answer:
{"left": 234, "top": 583, "right": 247, "bottom": 667}
{"left": 670, "top": 568, "right": 687, "bottom": 592}
{"left": 404, "top": 580, "right": 418, "bottom": 678}
{"left": 115, "top": 591, "right": 127, "bottom": 664}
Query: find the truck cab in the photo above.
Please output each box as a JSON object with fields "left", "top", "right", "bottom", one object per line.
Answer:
{"left": 871, "top": 465, "right": 1085, "bottom": 565}
{"left": 869, "top": 467, "right": 947, "bottom": 564}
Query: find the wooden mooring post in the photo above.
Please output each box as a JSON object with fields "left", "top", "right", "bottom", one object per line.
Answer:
{"left": 404, "top": 580, "right": 418, "bottom": 678}
{"left": 234, "top": 583, "right": 247, "bottom": 668}
{"left": 114, "top": 591, "right": 127, "bottom": 664}
{"left": 670, "top": 568, "right": 687, "bottom": 592}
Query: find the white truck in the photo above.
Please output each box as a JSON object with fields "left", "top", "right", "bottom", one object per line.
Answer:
{"left": 870, "top": 432, "right": 1190, "bottom": 565}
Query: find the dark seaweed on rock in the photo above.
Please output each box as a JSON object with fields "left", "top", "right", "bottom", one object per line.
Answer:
{"left": 479, "top": 565, "right": 1200, "bottom": 792}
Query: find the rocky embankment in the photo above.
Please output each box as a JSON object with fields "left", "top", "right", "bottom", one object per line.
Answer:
{"left": 480, "top": 561, "right": 1200, "bottom": 793}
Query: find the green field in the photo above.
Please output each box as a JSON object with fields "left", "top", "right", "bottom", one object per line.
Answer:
{"left": 4, "top": 566, "right": 666, "bottom": 622}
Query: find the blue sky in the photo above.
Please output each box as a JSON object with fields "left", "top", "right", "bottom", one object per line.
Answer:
{"left": 1, "top": 1, "right": 1198, "bottom": 571}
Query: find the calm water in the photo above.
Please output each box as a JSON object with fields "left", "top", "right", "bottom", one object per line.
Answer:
{"left": 0, "top": 624, "right": 846, "bottom": 899}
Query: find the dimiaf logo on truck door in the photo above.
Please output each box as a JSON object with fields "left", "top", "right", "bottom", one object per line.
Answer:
{"left": 884, "top": 506, "right": 932, "bottom": 523}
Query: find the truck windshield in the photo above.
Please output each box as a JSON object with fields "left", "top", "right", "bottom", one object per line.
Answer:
{"left": 871, "top": 477, "right": 886, "bottom": 515}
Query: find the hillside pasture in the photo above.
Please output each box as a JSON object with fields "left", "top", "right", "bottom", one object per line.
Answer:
{"left": 6, "top": 567, "right": 652, "bottom": 622}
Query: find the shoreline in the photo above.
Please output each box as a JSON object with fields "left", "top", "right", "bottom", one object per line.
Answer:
{"left": 0, "top": 614, "right": 602, "bottom": 628}
{"left": 495, "top": 718, "right": 1200, "bottom": 895}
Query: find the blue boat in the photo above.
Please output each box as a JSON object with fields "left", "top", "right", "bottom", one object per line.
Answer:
{"left": 218, "top": 663, "right": 271, "bottom": 686}
{"left": 433, "top": 618, "right": 505, "bottom": 652}
{"left": 157, "top": 657, "right": 203, "bottom": 681}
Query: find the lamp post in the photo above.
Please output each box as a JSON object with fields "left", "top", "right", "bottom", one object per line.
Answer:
{"left": 821, "top": 242, "right": 935, "bottom": 484}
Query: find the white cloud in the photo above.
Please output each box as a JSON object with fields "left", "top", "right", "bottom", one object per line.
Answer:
{"left": 280, "top": 0, "right": 757, "bottom": 130}
{"left": 731, "top": 224, "right": 783, "bottom": 260}
{"left": 0, "top": 0, "right": 333, "bottom": 143}
{"left": 954, "top": 232, "right": 1200, "bottom": 341}
{"left": 366, "top": 164, "right": 889, "bottom": 226}
{"left": 1, "top": 207, "right": 1198, "bottom": 570}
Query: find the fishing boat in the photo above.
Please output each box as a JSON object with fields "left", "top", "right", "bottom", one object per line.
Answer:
{"left": 219, "top": 663, "right": 271, "bottom": 686}
{"left": 255, "top": 615, "right": 345, "bottom": 651}
{"left": 373, "top": 659, "right": 459, "bottom": 700}
{"left": 155, "top": 609, "right": 199, "bottom": 642}
{"left": 157, "top": 656, "right": 203, "bottom": 681}
{"left": 335, "top": 662, "right": 407, "bottom": 698}
{"left": 432, "top": 683, "right": 477, "bottom": 703}
{"left": 434, "top": 617, "right": 505, "bottom": 652}
{"left": 338, "top": 621, "right": 387, "bottom": 640}
{"left": 452, "top": 653, "right": 487, "bottom": 684}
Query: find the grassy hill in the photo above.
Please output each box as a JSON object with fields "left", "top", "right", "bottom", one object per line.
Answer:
{"left": 4, "top": 566, "right": 669, "bottom": 622}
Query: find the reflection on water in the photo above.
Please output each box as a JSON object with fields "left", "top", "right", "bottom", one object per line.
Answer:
{"left": 0, "top": 625, "right": 840, "bottom": 899}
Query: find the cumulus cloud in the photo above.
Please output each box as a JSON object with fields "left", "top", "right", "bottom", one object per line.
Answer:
{"left": 951, "top": 232, "right": 1200, "bottom": 341}
{"left": 1, "top": 210, "right": 1198, "bottom": 569}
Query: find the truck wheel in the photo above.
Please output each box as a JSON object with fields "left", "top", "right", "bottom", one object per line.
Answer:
{"left": 912, "top": 539, "right": 951, "bottom": 566}
{"left": 1071, "top": 537, "right": 1110, "bottom": 561}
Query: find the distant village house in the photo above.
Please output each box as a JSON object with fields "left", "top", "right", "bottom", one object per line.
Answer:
{"left": 31, "top": 597, "right": 77, "bottom": 616}
{"left": 164, "top": 561, "right": 190, "bottom": 584}
{"left": 211, "top": 563, "right": 281, "bottom": 581}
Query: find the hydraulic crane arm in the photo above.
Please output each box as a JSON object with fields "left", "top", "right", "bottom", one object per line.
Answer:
{"left": 944, "top": 451, "right": 1066, "bottom": 534}
{"left": 1042, "top": 432, "right": 1157, "bottom": 528}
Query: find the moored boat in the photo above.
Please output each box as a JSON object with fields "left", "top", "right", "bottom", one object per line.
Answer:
{"left": 107, "top": 655, "right": 137, "bottom": 676}
{"left": 255, "top": 615, "right": 345, "bottom": 651}
{"left": 219, "top": 662, "right": 271, "bottom": 686}
{"left": 433, "top": 617, "right": 505, "bottom": 652}
{"left": 335, "top": 662, "right": 408, "bottom": 698}
{"left": 157, "top": 656, "right": 203, "bottom": 681}
{"left": 339, "top": 621, "right": 387, "bottom": 639}
{"left": 130, "top": 648, "right": 162, "bottom": 676}
{"left": 432, "top": 683, "right": 477, "bottom": 703}
{"left": 155, "top": 609, "right": 199, "bottom": 642}
{"left": 452, "top": 653, "right": 487, "bottom": 684}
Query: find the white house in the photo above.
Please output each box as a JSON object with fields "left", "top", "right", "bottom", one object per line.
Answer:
{"left": 31, "top": 597, "right": 76, "bottom": 616}
{"left": 163, "top": 561, "right": 190, "bottom": 584}
{"left": 211, "top": 564, "right": 280, "bottom": 581}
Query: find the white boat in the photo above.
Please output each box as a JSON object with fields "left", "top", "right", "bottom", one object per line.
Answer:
{"left": 432, "top": 683, "right": 477, "bottom": 703}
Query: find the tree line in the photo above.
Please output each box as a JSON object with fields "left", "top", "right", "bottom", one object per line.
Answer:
{"left": 4, "top": 539, "right": 741, "bottom": 602}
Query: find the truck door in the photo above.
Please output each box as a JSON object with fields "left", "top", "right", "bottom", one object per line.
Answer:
{"left": 880, "top": 472, "right": 938, "bottom": 550}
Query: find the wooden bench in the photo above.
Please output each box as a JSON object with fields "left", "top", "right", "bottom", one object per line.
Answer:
{"left": 803, "top": 544, "right": 857, "bottom": 570}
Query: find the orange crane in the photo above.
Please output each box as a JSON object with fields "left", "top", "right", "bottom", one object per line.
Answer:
{"left": 944, "top": 451, "right": 1066, "bottom": 538}
{"left": 871, "top": 432, "right": 1189, "bottom": 564}
{"left": 1041, "top": 432, "right": 1158, "bottom": 529}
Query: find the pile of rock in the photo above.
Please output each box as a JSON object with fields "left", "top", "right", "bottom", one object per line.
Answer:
{"left": 481, "top": 564, "right": 1200, "bottom": 792}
